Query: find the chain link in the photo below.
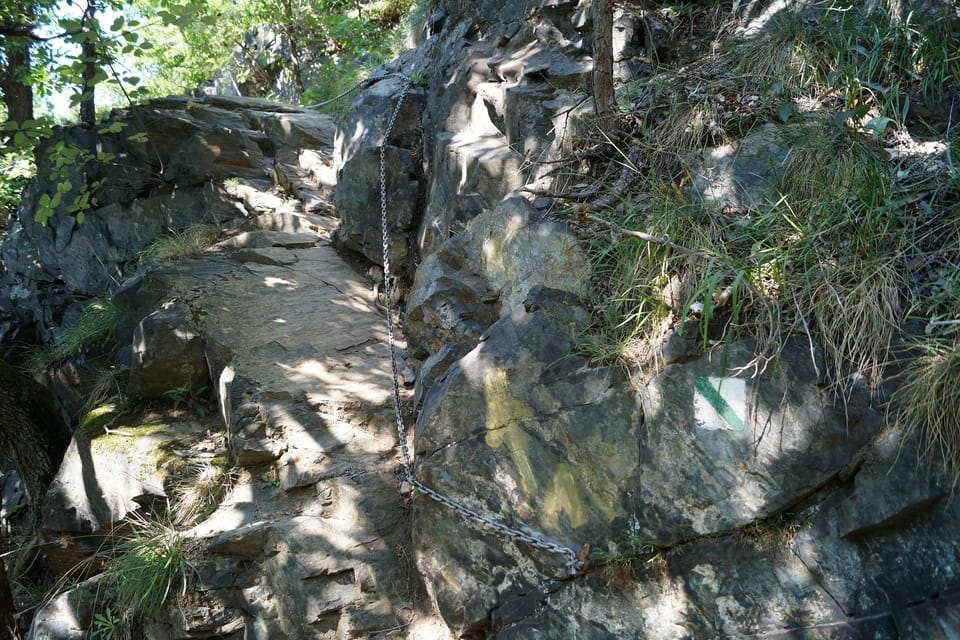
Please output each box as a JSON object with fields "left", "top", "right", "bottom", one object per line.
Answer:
{"left": 378, "top": 74, "right": 583, "bottom": 576}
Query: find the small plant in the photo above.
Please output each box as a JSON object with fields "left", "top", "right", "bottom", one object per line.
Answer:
{"left": 97, "top": 512, "right": 197, "bottom": 631}
{"left": 890, "top": 340, "right": 960, "bottom": 490}
{"left": 92, "top": 607, "right": 123, "bottom": 640}
{"left": 26, "top": 297, "right": 118, "bottom": 376}
{"left": 407, "top": 71, "right": 427, "bottom": 87}
{"left": 137, "top": 223, "right": 220, "bottom": 264}
{"left": 169, "top": 457, "right": 237, "bottom": 525}
{"left": 737, "top": 512, "right": 808, "bottom": 548}
{"left": 164, "top": 383, "right": 210, "bottom": 417}
{"left": 593, "top": 533, "right": 674, "bottom": 588}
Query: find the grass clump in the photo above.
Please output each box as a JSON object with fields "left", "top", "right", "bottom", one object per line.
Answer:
{"left": 26, "top": 297, "right": 118, "bottom": 376}
{"left": 890, "top": 340, "right": 960, "bottom": 490}
{"left": 169, "top": 458, "right": 237, "bottom": 525}
{"left": 138, "top": 223, "right": 220, "bottom": 264}
{"left": 93, "top": 512, "right": 197, "bottom": 637}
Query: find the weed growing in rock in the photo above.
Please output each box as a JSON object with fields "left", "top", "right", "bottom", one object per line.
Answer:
{"left": 592, "top": 534, "right": 674, "bottom": 588}
{"left": 164, "top": 383, "right": 211, "bottom": 417}
{"left": 137, "top": 223, "right": 221, "bottom": 264}
{"left": 890, "top": 340, "right": 960, "bottom": 490}
{"left": 95, "top": 511, "right": 197, "bottom": 635}
{"left": 26, "top": 296, "right": 118, "bottom": 377}
{"left": 169, "top": 457, "right": 238, "bottom": 525}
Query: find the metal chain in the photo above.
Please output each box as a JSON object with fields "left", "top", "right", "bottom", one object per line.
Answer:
{"left": 378, "top": 74, "right": 583, "bottom": 576}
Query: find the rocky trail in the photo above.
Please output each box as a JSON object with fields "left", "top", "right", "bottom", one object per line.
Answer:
{"left": 174, "top": 196, "right": 447, "bottom": 638}
{"left": 9, "top": 1, "right": 960, "bottom": 636}
{"left": 27, "top": 100, "right": 451, "bottom": 639}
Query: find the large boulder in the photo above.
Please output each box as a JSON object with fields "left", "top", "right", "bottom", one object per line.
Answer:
{"left": 39, "top": 417, "right": 210, "bottom": 575}
{"left": 333, "top": 73, "right": 427, "bottom": 271}
{"left": 413, "top": 286, "right": 642, "bottom": 634}
{"left": 627, "top": 338, "right": 882, "bottom": 542}
{"left": 128, "top": 301, "right": 210, "bottom": 401}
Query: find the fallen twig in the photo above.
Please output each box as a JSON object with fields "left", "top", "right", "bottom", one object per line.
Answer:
{"left": 577, "top": 210, "right": 703, "bottom": 255}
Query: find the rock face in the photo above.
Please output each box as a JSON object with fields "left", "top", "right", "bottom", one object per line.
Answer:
{"left": 333, "top": 73, "right": 427, "bottom": 272}
{"left": 414, "top": 287, "right": 642, "bottom": 634}
{"left": 628, "top": 338, "right": 880, "bottom": 541}
{"left": 689, "top": 122, "right": 789, "bottom": 213}
{"left": 404, "top": 197, "right": 590, "bottom": 359}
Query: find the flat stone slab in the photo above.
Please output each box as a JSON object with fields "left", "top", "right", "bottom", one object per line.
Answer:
{"left": 201, "top": 245, "right": 397, "bottom": 416}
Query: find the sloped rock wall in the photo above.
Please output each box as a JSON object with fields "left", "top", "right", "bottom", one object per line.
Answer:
{"left": 0, "top": 95, "right": 337, "bottom": 345}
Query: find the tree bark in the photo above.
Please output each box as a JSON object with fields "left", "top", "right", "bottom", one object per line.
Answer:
{"left": 0, "top": 360, "right": 68, "bottom": 639}
{"left": 79, "top": 0, "right": 97, "bottom": 127}
{"left": 0, "top": 552, "right": 17, "bottom": 639}
{"left": 0, "top": 360, "right": 71, "bottom": 514}
{"left": 0, "top": 2, "right": 36, "bottom": 135}
{"left": 592, "top": 0, "right": 616, "bottom": 133}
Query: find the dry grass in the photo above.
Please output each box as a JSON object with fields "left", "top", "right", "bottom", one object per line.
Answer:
{"left": 806, "top": 259, "right": 904, "bottom": 391}
{"left": 138, "top": 223, "right": 221, "bottom": 264}
{"left": 891, "top": 341, "right": 960, "bottom": 489}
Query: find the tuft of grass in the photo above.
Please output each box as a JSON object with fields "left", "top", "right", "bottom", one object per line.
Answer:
{"left": 890, "top": 340, "right": 960, "bottom": 490}
{"left": 169, "top": 458, "right": 237, "bottom": 525}
{"left": 806, "top": 258, "right": 903, "bottom": 391}
{"left": 81, "top": 365, "right": 130, "bottom": 416}
{"left": 137, "top": 223, "right": 220, "bottom": 264}
{"left": 26, "top": 297, "right": 118, "bottom": 376}
{"left": 97, "top": 512, "right": 197, "bottom": 630}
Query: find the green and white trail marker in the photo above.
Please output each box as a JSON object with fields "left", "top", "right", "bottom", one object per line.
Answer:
{"left": 693, "top": 376, "right": 747, "bottom": 431}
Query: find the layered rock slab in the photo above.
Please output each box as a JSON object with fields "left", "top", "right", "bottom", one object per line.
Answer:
{"left": 412, "top": 287, "right": 642, "bottom": 635}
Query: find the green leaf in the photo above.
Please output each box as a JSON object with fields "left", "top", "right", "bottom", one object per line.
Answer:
{"left": 862, "top": 116, "right": 892, "bottom": 139}
{"left": 777, "top": 102, "right": 796, "bottom": 123}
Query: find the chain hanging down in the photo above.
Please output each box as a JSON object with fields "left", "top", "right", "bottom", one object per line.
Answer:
{"left": 378, "top": 75, "right": 584, "bottom": 576}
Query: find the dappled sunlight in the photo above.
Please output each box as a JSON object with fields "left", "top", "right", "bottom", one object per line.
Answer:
{"left": 637, "top": 577, "right": 693, "bottom": 637}
{"left": 479, "top": 213, "right": 525, "bottom": 278}
{"left": 277, "top": 353, "right": 394, "bottom": 407}
{"left": 190, "top": 481, "right": 258, "bottom": 537}
{"left": 739, "top": 0, "right": 794, "bottom": 36}
{"left": 450, "top": 131, "right": 518, "bottom": 194}
{"left": 263, "top": 275, "right": 299, "bottom": 290}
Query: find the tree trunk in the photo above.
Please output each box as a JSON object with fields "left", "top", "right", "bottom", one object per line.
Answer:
{"left": 0, "top": 551, "right": 17, "bottom": 639}
{"left": 79, "top": 0, "right": 97, "bottom": 127}
{"left": 282, "top": 24, "right": 305, "bottom": 101}
{"left": 592, "top": 0, "right": 616, "bottom": 133}
{"left": 0, "top": 3, "right": 36, "bottom": 136}
{"left": 0, "top": 360, "right": 71, "bottom": 514}
{"left": 0, "top": 360, "right": 68, "bottom": 639}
